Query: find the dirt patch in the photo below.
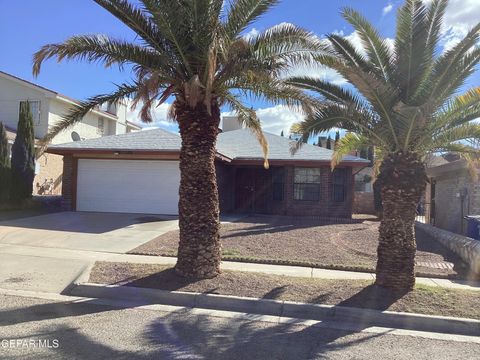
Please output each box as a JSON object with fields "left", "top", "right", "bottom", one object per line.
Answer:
{"left": 129, "top": 216, "right": 470, "bottom": 279}
{"left": 90, "top": 261, "right": 480, "bottom": 319}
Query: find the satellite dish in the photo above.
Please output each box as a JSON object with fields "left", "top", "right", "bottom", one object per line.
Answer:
{"left": 71, "top": 131, "right": 81, "bottom": 141}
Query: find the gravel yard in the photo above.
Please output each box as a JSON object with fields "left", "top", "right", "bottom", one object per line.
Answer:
{"left": 129, "top": 215, "right": 471, "bottom": 279}
{"left": 90, "top": 261, "right": 480, "bottom": 319}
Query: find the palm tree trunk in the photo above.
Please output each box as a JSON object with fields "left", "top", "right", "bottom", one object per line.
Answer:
{"left": 375, "top": 151, "right": 427, "bottom": 291}
{"left": 174, "top": 101, "right": 221, "bottom": 279}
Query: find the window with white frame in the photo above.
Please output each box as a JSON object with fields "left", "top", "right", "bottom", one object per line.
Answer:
{"left": 19, "top": 101, "right": 41, "bottom": 125}
{"left": 293, "top": 167, "right": 321, "bottom": 201}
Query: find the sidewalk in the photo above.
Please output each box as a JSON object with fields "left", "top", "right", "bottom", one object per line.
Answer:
{"left": 2, "top": 243, "right": 479, "bottom": 292}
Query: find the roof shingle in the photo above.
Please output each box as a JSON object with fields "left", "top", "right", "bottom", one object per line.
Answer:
{"left": 48, "top": 128, "right": 368, "bottom": 163}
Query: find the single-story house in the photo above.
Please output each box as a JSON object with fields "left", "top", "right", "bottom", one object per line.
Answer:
{"left": 47, "top": 118, "right": 369, "bottom": 218}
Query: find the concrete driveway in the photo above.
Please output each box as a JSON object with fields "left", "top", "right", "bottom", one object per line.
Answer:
{"left": 0, "top": 211, "right": 178, "bottom": 253}
{"left": 0, "top": 211, "right": 178, "bottom": 293}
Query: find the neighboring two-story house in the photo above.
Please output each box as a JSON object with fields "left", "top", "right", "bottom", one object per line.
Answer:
{"left": 0, "top": 70, "right": 141, "bottom": 195}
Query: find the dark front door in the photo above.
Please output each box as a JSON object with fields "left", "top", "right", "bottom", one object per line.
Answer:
{"left": 235, "top": 168, "right": 255, "bottom": 212}
{"left": 235, "top": 168, "right": 269, "bottom": 213}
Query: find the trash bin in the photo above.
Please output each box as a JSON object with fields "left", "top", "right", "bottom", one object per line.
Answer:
{"left": 465, "top": 215, "right": 480, "bottom": 240}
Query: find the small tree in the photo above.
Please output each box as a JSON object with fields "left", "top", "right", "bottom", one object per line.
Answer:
{"left": 326, "top": 136, "right": 332, "bottom": 149}
{"left": 0, "top": 122, "right": 10, "bottom": 202}
{"left": 335, "top": 130, "right": 340, "bottom": 144}
{"left": 11, "top": 102, "right": 36, "bottom": 202}
{"left": 280, "top": 130, "right": 284, "bottom": 137}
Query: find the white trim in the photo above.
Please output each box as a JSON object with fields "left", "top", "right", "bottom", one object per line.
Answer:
{"left": 0, "top": 71, "right": 56, "bottom": 97}
{"left": 55, "top": 95, "right": 118, "bottom": 121}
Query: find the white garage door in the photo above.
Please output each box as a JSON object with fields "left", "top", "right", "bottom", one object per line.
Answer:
{"left": 76, "top": 159, "right": 180, "bottom": 215}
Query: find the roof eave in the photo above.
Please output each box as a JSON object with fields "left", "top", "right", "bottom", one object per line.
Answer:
{"left": 46, "top": 148, "right": 181, "bottom": 155}
{"left": 55, "top": 95, "right": 118, "bottom": 120}
{"left": 230, "top": 158, "right": 369, "bottom": 167}
{"left": 126, "top": 121, "right": 142, "bottom": 130}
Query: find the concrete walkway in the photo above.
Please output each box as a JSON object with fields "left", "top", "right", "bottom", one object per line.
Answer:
{"left": 2, "top": 243, "right": 479, "bottom": 293}
{"left": 104, "top": 253, "right": 480, "bottom": 292}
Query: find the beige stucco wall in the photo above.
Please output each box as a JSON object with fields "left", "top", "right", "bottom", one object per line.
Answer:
{"left": 0, "top": 75, "right": 51, "bottom": 138}
{"left": 48, "top": 99, "right": 105, "bottom": 144}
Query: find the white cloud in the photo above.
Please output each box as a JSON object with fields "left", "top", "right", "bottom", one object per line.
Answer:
{"left": 342, "top": 30, "right": 394, "bottom": 56}
{"left": 423, "top": 0, "right": 480, "bottom": 51}
{"left": 286, "top": 64, "right": 347, "bottom": 85}
{"left": 222, "top": 105, "right": 305, "bottom": 136}
{"left": 382, "top": 3, "right": 394, "bottom": 15}
{"left": 243, "top": 27, "right": 259, "bottom": 40}
{"left": 125, "top": 99, "right": 173, "bottom": 128}
{"left": 345, "top": 31, "right": 366, "bottom": 56}
{"left": 127, "top": 100, "right": 304, "bottom": 137}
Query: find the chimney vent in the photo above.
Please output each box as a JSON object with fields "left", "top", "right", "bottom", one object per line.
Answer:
{"left": 222, "top": 116, "right": 243, "bottom": 132}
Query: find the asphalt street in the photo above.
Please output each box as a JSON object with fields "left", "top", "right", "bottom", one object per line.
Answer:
{"left": 0, "top": 294, "right": 479, "bottom": 360}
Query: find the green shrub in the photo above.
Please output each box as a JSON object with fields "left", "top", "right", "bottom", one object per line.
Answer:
{"left": 10, "top": 102, "right": 36, "bottom": 202}
{"left": 0, "top": 122, "right": 10, "bottom": 203}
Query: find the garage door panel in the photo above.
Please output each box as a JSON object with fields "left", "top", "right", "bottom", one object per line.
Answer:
{"left": 76, "top": 159, "right": 180, "bottom": 214}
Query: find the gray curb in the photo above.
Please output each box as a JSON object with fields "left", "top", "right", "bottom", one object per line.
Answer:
{"left": 70, "top": 283, "right": 480, "bottom": 336}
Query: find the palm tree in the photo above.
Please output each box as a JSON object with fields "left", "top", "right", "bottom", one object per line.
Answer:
{"left": 32, "top": 0, "right": 322, "bottom": 278}
{"left": 288, "top": 0, "right": 480, "bottom": 291}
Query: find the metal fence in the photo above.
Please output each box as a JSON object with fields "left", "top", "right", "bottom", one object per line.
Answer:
{"left": 415, "top": 202, "right": 432, "bottom": 224}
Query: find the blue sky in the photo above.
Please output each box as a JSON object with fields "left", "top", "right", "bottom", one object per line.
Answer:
{"left": 0, "top": 0, "right": 479, "bottom": 136}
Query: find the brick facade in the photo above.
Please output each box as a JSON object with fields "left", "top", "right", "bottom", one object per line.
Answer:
{"left": 217, "top": 163, "right": 353, "bottom": 218}
{"left": 353, "top": 191, "right": 375, "bottom": 214}
{"left": 62, "top": 157, "right": 355, "bottom": 218}
{"left": 60, "top": 155, "right": 75, "bottom": 210}
{"left": 216, "top": 162, "right": 235, "bottom": 213}
{"left": 33, "top": 153, "right": 64, "bottom": 195}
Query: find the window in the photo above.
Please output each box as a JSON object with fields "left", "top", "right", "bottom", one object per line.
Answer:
{"left": 272, "top": 168, "right": 285, "bottom": 201}
{"left": 19, "top": 101, "right": 41, "bottom": 125}
{"left": 294, "top": 167, "right": 321, "bottom": 201}
{"left": 97, "top": 118, "right": 105, "bottom": 135}
{"left": 333, "top": 168, "right": 347, "bottom": 202}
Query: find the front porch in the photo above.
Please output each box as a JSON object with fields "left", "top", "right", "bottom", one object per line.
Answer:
{"left": 216, "top": 163, "right": 354, "bottom": 218}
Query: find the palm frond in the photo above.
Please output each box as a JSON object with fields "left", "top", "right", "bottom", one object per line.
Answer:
{"left": 224, "top": 0, "right": 279, "bottom": 39}
{"left": 409, "top": 0, "right": 448, "bottom": 102}
{"left": 331, "top": 132, "right": 370, "bottom": 168}
{"left": 140, "top": 0, "right": 195, "bottom": 76}
{"left": 230, "top": 76, "right": 317, "bottom": 114}
{"left": 341, "top": 7, "right": 393, "bottom": 81}
{"left": 93, "top": 0, "right": 166, "bottom": 53}
{"left": 292, "top": 103, "right": 386, "bottom": 148}
{"left": 326, "top": 34, "right": 370, "bottom": 71}
{"left": 33, "top": 35, "right": 175, "bottom": 77}
{"left": 427, "top": 22, "right": 480, "bottom": 102}
{"left": 315, "top": 54, "right": 400, "bottom": 147}
{"left": 249, "top": 22, "right": 325, "bottom": 67}
{"left": 394, "top": 0, "right": 430, "bottom": 101}
{"left": 286, "top": 76, "right": 364, "bottom": 106}
{"left": 223, "top": 92, "right": 269, "bottom": 168}
{"left": 435, "top": 87, "right": 480, "bottom": 128}
{"left": 431, "top": 47, "right": 480, "bottom": 106}
{"left": 431, "top": 123, "right": 480, "bottom": 148}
